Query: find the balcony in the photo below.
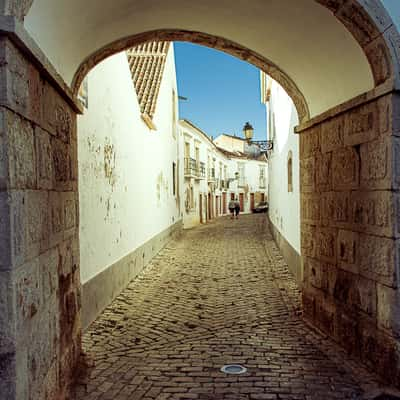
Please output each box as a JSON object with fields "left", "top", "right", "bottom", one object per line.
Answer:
{"left": 196, "top": 162, "right": 206, "bottom": 180}
{"left": 208, "top": 167, "right": 215, "bottom": 182}
{"left": 184, "top": 158, "right": 197, "bottom": 177}
{"left": 184, "top": 158, "right": 206, "bottom": 179}
{"left": 220, "top": 179, "right": 228, "bottom": 190}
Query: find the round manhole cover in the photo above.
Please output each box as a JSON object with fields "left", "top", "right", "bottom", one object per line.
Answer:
{"left": 220, "top": 364, "right": 247, "bottom": 374}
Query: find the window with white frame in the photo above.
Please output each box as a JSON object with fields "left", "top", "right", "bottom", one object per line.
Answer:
{"left": 287, "top": 151, "right": 293, "bottom": 192}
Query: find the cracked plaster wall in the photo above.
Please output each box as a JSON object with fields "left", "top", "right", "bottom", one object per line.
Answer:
{"left": 77, "top": 47, "right": 181, "bottom": 285}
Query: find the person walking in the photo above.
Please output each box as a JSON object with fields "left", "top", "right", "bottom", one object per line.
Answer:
{"left": 234, "top": 197, "right": 241, "bottom": 219}
{"left": 228, "top": 198, "right": 236, "bottom": 219}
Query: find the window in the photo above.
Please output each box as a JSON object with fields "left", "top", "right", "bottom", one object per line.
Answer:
{"left": 184, "top": 142, "right": 190, "bottom": 158}
{"left": 172, "top": 162, "right": 177, "bottom": 196}
{"left": 195, "top": 146, "right": 200, "bottom": 174}
{"left": 184, "top": 142, "right": 191, "bottom": 176}
{"left": 287, "top": 151, "right": 293, "bottom": 192}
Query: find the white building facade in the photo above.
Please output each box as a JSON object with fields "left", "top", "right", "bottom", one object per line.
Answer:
{"left": 261, "top": 72, "right": 301, "bottom": 282}
{"left": 77, "top": 43, "right": 269, "bottom": 328}
{"left": 78, "top": 43, "right": 182, "bottom": 328}
{"left": 180, "top": 121, "right": 268, "bottom": 229}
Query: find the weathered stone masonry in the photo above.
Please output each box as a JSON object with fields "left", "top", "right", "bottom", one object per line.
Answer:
{"left": 0, "top": 36, "right": 81, "bottom": 399}
{"left": 0, "top": 0, "right": 400, "bottom": 397}
{"left": 299, "top": 92, "right": 400, "bottom": 386}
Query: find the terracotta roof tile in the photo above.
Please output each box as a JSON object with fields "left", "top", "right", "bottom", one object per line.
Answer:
{"left": 126, "top": 42, "right": 170, "bottom": 121}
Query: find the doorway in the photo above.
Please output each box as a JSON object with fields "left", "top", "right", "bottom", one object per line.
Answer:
{"left": 239, "top": 193, "right": 244, "bottom": 212}
{"left": 223, "top": 192, "right": 227, "bottom": 214}
{"left": 199, "top": 194, "right": 203, "bottom": 223}
{"left": 208, "top": 193, "right": 211, "bottom": 220}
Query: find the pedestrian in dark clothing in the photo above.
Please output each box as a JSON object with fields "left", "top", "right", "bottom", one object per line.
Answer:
{"left": 228, "top": 199, "right": 236, "bottom": 219}
{"left": 234, "top": 198, "right": 240, "bottom": 219}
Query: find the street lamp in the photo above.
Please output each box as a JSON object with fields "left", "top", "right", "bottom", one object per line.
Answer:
{"left": 242, "top": 121, "right": 273, "bottom": 152}
{"left": 243, "top": 122, "right": 254, "bottom": 142}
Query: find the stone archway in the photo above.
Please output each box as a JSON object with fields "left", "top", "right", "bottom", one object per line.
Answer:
{"left": 71, "top": 30, "right": 311, "bottom": 124}
{"left": 0, "top": 0, "right": 400, "bottom": 399}
{"left": 66, "top": 0, "right": 400, "bottom": 126}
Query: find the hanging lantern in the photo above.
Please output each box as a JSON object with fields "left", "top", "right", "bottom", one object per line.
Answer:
{"left": 243, "top": 122, "right": 254, "bottom": 141}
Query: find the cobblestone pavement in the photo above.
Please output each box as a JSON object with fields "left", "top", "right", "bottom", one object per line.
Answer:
{"left": 74, "top": 214, "right": 384, "bottom": 400}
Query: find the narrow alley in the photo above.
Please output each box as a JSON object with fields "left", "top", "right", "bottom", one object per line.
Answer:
{"left": 74, "top": 215, "right": 381, "bottom": 400}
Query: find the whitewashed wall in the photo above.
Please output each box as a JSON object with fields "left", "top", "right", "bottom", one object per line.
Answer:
{"left": 246, "top": 160, "right": 267, "bottom": 194}
{"left": 228, "top": 158, "right": 268, "bottom": 213}
{"left": 180, "top": 120, "right": 268, "bottom": 228}
{"left": 78, "top": 47, "right": 180, "bottom": 285}
{"left": 180, "top": 121, "right": 229, "bottom": 228}
{"left": 267, "top": 79, "right": 300, "bottom": 254}
{"left": 214, "top": 135, "right": 244, "bottom": 153}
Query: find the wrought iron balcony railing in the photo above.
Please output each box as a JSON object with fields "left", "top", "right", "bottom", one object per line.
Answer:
{"left": 184, "top": 158, "right": 197, "bottom": 177}
{"left": 196, "top": 162, "right": 206, "bottom": 179}
{"left": 208, "top": 167, "right": 215, "bottom": 181}
{"left": 250, "top": 140, "right": 273, "bottom": 152}
{"left": 185, "top": 158, "right": 206, "bottom": 179}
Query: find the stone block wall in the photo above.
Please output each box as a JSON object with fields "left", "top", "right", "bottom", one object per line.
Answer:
{"left": 300, "top": 92, "right": 400, "bottom": 385}
{"left": 0, "top": 37, "right": 81, "bottom": 399}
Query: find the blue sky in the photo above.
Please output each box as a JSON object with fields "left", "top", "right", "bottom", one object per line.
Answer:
{"left": 174, "top": 42, "right": 267, "bottom": 142}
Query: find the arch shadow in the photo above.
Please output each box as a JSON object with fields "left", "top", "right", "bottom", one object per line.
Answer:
{"left": 67, "top": 0, "right": 400, "bottom": 125}
{"left": 71, "top": 29, "right": 311, "bottom": 124}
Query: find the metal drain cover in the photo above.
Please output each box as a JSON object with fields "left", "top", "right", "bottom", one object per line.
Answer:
{"left": 220, "top": 364, "right": 247, "bottom": 374}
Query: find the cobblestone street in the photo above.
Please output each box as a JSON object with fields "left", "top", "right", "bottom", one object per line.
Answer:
{"left": 74, "top": 214, "right": 383, "bottom": 400}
